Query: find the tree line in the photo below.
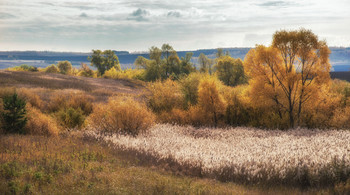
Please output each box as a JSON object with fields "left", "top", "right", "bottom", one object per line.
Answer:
{"left": 86, "top": 29, "right": 336, "bottom": 129}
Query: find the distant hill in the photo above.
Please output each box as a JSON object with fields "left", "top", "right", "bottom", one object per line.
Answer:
{"left": 330, "top": 71, "right": 350, "bottom": 82}
{"left": 0, "top": 47, "right": 349, "bottom": 71}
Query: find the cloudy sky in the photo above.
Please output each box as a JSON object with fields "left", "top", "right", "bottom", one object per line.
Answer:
{"left": 0, "top": 0, "right": 349, "bottom": 52}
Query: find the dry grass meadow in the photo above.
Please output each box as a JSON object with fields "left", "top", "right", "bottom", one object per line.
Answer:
{"left": 1, "top": 70, "right": 350, "bottom": 194}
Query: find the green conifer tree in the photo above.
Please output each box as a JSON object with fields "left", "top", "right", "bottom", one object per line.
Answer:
{"left": 2, "top": 93, "right": 27, "bottom": 134}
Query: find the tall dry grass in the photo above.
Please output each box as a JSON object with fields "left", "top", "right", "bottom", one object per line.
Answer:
{"left": 87, "top": 124, "right": 350, "bottom": 188}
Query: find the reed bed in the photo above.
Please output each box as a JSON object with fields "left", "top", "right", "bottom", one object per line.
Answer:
{"left": 87, "top": 124, "right": 350, "bottom": 187}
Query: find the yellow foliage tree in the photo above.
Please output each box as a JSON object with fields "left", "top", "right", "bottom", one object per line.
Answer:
{"left": 197, "top": 76, "right": 226, "bottom": 127}
{"left": 244, "top": 29, "right": 331, "bottom": 128}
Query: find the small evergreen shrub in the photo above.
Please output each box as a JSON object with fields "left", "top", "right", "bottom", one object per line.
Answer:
{"left": 1, "top": 93, "right": 27, "bottom": 134}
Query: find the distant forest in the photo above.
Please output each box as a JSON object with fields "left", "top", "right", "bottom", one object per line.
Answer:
{"left": 0, "top": 47, "right": 349, "bottom": 71}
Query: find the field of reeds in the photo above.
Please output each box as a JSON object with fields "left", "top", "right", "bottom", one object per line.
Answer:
{"left": 3, "top": 134, "right": 272, "bottom": 194}
{"left": 87, "top": 124, "right": 350, "bottom": 189}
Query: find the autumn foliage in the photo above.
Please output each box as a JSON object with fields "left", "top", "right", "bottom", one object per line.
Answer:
{"left": 244, "top": 29, "right": 331, "bottom": 128}
{"left": 2, "top": 28, "right": 350, "bottom": 132}
{"left": 88, "top": 96, "right": 155, "bottom": 136}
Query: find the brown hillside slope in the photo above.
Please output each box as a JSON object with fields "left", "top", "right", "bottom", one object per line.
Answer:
{"left": 0, "top": 70, "right": 145, "bottom": 102}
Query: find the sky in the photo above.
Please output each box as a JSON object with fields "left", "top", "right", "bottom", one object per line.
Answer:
{"left": 0, "top": 0, "right": 349, "bottom": 52}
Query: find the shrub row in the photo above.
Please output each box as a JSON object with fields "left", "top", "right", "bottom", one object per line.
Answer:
{"left": 146, "top": 73, "right": 350, "bottom": 129}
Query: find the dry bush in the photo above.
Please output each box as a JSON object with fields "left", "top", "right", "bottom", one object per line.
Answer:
{"left": 44, "top": 64, "right": 60, "bottom": 73}
{"left": 158, "top": 108, "right": 190, "bottom": 125}
{"left": 330, "top": 107, "right": 350, "bottom": 129}
{"left": 103, "top": 67, "right": 119, "bottom": 79}
{"left": 77, "top": 63, "right": 96, "bottom": 78}
{"left": 0, "top": 87, "right": 14, "bottom": 98}
{"left": 47, "top": 92, "right": 94, "bottom": 115}
{"left": 57, "top": 61, "right": 73, "bottom": 75}
{"left": 88, "top": 96, "right": 155, "bottom": 136}
{"left": 187, "top": 105, "right": 207, "bottom": 126}
{"left": 56, "top": 107, "right": 85, "bottom": 129}
{"left": 67, "top": 93, "right": 94, "bottom": 115}
{"left": 0, "top": 87, "right": 43, "bottom": 109}
{"left": 17, "top": 88, "right": 43, "bottom": 109}
{"left": 47, "top": 94, "right": 67, "bottom": 113}
{"left": 301, "top": 88, "right": 341, "bottom": 129}
{"left": 147, "top": 79, "right": 184, "bottom": 113}
{"left": 103, "top": 67, "right": 144, "bottom": 80}
{"left": 25, "top": 106, "right": 60, "bottom": 136}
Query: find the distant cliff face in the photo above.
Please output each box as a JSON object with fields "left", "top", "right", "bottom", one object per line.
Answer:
{"left": 0, "top": 47, "right": 349, "bottom": 71}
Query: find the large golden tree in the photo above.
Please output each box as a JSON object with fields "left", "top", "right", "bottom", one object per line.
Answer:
{"left": 244, "top": 29, "right": 331, "bottom": 128}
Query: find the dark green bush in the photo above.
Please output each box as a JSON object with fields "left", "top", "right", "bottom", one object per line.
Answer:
{"left": 57, "top": 61, "right": 73, "bottom": 75}
{"left": 1, "top": 93, "right": 27, "bottom": 134}
{"left": 16, "top": 64, "right": 38, "bottom": 72}
{"left": 57, "top": 107, "right": 85, "bottom": 128}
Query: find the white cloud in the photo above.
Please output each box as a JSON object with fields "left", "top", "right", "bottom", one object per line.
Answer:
{"left": 0, "top": 0, "right": 349, "bottom": 51}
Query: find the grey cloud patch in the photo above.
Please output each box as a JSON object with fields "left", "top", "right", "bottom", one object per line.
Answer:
{"left": 79, "top": 12, "right": 88, "bottom": 18}
{"left": 127, "top": 8, "right": 150, "bottom": 21}
{"left": 167, "top": 11, "right": 181, "bottom": 18}
{"left": 131, "top": 8, "right": 149, "bottom": 17}
{"left": 258, "top": 1, "right": 292, "bottom": 7}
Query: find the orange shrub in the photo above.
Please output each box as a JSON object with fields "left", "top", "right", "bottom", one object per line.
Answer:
{"left": 88, "top": 96, "right": 155, "bottom": 136}
{"left": 330, "top": 107, "right": 350, "bottom": 129}
{"left": 47, "top": 94, "right": 67, "bottom": 113}
{"left": 17, "top": 88, "right": 43, "bottom": 109}
{"left": 301, "top": 87, "right": 341, "bottom": 129}
{"left": 157, "top": 108, "right": 190, "bottom": 125}
{"left": 67, "top": 93, "right": 94, "bottom": 115}
{"left": 187, "top": 105, "right": 207, "bottom": 127}
{"left": 25, "top": 106, "right": 60, "bottom": 136}
{"left": 47, "top": 92, "right": 94, "bottom": 115}
{"left": 147, "top": 79, "right": 184, "bottom": 113}
{"left": 0, "top": 87, "right": 14, "bottom": 98}
{"left": 44, "top": 64, "right": 60, "bottom": 73}
{"left": 78, "top": 63, "right": 96, "bottom": 78}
